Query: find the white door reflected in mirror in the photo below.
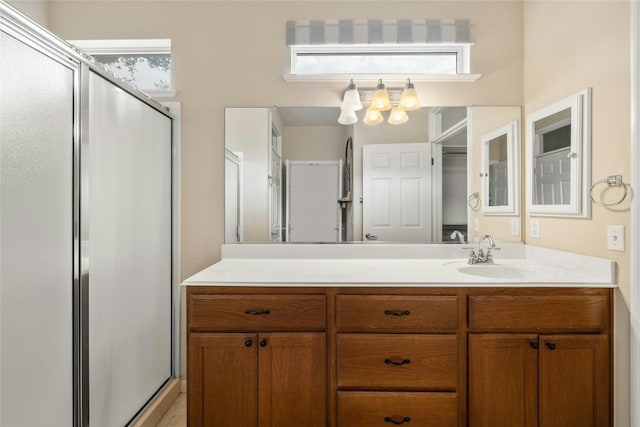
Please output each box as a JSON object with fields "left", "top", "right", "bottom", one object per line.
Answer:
{"left": 526, "top": 88, "right": 591, "bottom": 217}
{"left": 481, "top": 120, "right": 520, "bottom": 215}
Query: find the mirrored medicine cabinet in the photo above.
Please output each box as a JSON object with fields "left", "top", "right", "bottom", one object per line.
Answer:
{"left": 481, "top": 120, "right": 520, "bottom": 215}
{"left": 526, "top": 88, "right": 592, "bottom": 217}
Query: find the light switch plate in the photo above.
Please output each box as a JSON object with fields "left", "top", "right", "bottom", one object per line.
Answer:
{"left": 473, "top": 218, "right": 480, "bottom": 232}
{"left": 530, "top": 219, "right": 540, "bottom": 238}
{"left": 607, "top": 225, "right": 625, "bottom": 251}
{"left": 511, "top": 218, "right": 520, "bottom": 236}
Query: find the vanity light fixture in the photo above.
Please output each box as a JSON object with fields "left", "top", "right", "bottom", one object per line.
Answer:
{"left": 363, "top": 107, "right": 384, "bottom": 125}
{"left": 337, "top": 78, "right": 420, "bottom": 126}
{"left": 388, "top": 107, "right": 409, "bottom": 125}
{"left": 370, "top": 79, "right": 392, "bottom": 111}
{"left": 398, "top": 78, "right": 420, "bottom": 111}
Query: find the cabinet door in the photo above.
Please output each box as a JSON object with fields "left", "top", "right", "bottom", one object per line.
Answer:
{"left": 539, "top": 335, "right": 609, "bottom": 427}
{"left": 258, "top": 332, "right": 326, "bottom": 427}
{"left": 469, "top": 334, "right": 538, "bottom": 427}
{"left": 188, "top": 333, "right": 258, "bottom": 427}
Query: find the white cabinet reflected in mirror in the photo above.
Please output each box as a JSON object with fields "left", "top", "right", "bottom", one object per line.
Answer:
{"left": 526, "top": 88, "right": 591, "bottom": 217}
{"left": 481, "top": 120, "right": 520, "bottom": 215}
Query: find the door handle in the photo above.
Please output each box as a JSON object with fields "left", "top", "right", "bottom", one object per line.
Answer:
{"left": 365, "top": 233, "right": 378, "bottom": 240}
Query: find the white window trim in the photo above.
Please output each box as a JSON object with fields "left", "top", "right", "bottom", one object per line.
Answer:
{"left": 284, "top": 43, "right": 480, "bottom": 83}
{"left": 68, "top": 38, "right": 176, "bottom": 98}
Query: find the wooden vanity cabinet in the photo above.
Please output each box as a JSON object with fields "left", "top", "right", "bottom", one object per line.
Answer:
{"left": 467, "top": 288, "right": 611, "bottom": 427}
{"left": 187, "top": 288, "right": 327, "bottom": 427}
{"left": 187, "top": 286, "right": 612, "bottom": 427}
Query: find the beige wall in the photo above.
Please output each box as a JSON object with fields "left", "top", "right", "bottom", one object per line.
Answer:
{"left": 282, "top": 125, "right": 347, "bottom": 162}
{"left": 523, "top": 1, "right": 631, "bottom": 424}
{"left": 47, "top": 0, "right": 524, "bottom": 280}
{"left": 8, "top": 0, "right": 50, "bottom": 28}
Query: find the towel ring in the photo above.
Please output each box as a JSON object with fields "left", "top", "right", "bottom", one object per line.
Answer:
{"left": 589, "top": 175, "right": 628, "bottom": 207}
{"left": 468, "top": 192, "right": 480, "bottom": 209}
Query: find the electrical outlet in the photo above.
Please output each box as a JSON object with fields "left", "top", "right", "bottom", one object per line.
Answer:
{"left": 530, "top": 219, "right": 540, "bottom": 238}
{"left": 607, "top": 225, "right": 625, "bottom": 251}
{"left": 511, "top": 218, "right": 520, "bottom": 236}
{"left": 473, "top": 218, "right": 480, "bottom": 232}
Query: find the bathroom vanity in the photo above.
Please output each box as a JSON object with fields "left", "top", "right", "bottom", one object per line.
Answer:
{"left": 184, "top": 244, "right": 614, "bottom": 427}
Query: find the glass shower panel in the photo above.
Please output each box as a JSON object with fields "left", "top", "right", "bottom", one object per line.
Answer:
{"left": 88, "top": 72, "right": 172, "bottom": 426}
{"left": 0, "top": 31, "right": 74, "bottom": 426}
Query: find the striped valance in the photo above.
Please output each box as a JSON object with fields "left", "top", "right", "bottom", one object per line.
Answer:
{"left": 286, "top": 19, "right": 472, "bottom": 45}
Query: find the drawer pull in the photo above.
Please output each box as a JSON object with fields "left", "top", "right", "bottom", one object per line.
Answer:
{"left": 244, "top": 308, "right": 271, "bottom": 315}
{"left": 384, "top": 358, "right": 411, "bottom": 366}
{"left": 546, "top": 342, "right": 556, "bottom": 350}
{"left": 384, "top": 310, "right": 411, "bottom": 317}
{"left": 260, "top": 339, "right": 267, "bottom": 347}
{"left": 384, "top": 416, "right": 411, "bottom": 425}
{"left": 244, "top": 339, "right": 253, "bottom": 347}
{"left": 529, "top": 341, "right": 539, "bottom": 349}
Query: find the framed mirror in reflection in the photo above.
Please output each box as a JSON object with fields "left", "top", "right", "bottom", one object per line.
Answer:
{"left": 225, "top": 106, "right": 523, "bottom": 244}
{"left": 480, "top": 120, "right": 520, "bottom": 215}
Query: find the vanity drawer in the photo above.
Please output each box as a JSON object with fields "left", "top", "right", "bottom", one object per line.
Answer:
{"left": 336, "top": 295, "right": 458, "bottom": 332}
{"left": 337, "top": 334, "right": 458, "bottom": 390}
{"left": 188, "top": 295, "right": 326, "bottom": 331}
{"left": 337, "top": 391, "right": 458, "bottom": 427}
{"left": 468, "top": 294, "right": 609, "bottom": 332}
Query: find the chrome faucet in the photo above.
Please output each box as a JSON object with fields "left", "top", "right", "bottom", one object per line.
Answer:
{"left": 450, "top": 230, "right": 465, "bottom": 244}
{"left": 467, "top": 234, "right": 499, "bottom": 264}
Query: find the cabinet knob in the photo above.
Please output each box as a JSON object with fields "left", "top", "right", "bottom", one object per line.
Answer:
{"left": 384, "top": 416, "right": 411, "bottom": 425}
{"left": 384, "top": 358, "right": 411, "bottom": 366}
{"left": 244, "top": 308, "right": 271, "bottom": 315}
{"left": 244, "top": 339, "right": 253, "bottom": 347}
{"left": 545, "top": 342, "right": 556, "bottom": 350}
{"left": 260, "top": 339, "right": 267, "bottom": 347}
{"left": 384, "top": 310, "right": 411, "bottom": 317}
{"left": 529, "top": 341, "right": 539, "bottom": 349}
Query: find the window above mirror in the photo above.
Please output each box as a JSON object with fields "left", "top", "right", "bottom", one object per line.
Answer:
{"left": 284, "top": 19, "right": 480, "bottom": 82}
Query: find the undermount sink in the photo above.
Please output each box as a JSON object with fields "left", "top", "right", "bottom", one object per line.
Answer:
{"left": 443, "top": 261, "right": 555, "bottom": 281}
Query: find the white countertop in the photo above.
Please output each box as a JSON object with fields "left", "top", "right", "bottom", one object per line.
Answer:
{"left": 183, "top": 243, "right": 616, "bottom": 287}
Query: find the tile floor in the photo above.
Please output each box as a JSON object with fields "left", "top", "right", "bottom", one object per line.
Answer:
{"left": 156, "top": 393, "right": 186, "bottom": 427}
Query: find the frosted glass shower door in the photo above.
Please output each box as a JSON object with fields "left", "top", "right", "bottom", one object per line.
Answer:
{"left": 88, "top": 72, "right": 173, "bottom": 426}
{"left": 0, "top": 31, "right": 75, "bottom": 426}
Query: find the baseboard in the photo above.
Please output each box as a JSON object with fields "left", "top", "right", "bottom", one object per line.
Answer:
{"left": 131, "top": 378, "right": 181, "bottom": 427}
{"left": 180, "top": 379, "right": 187, "bottom": 393}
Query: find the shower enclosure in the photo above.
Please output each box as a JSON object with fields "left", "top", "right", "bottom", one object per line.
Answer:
{"left": 0, "top": 4, "right": 177, "bottom": 426}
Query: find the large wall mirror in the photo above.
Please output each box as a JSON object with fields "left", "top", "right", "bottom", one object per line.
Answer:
{"left": 225, "top": 105, "right": 522, "bottom": 244}
{"left": 526, "top": 88, "right": 591, "bottom": 217}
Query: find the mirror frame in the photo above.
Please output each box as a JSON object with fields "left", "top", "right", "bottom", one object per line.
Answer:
{"left": 481, "top": 120, "right": 520, "bottom": 215}
{"left": 526, "top": 88, "right": 592, "bottom": 217}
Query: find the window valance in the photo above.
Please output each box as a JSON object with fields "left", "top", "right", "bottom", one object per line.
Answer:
{"left": 286, "top": 19, "right": 472, "bottom": 45}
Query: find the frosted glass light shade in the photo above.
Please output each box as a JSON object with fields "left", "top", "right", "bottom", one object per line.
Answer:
{"left": 370, "top": 79, "right": 391, "bottom": 111}
{"left": 363, "top": 107, "right": 383, "bottom": 125}
{"left": 388, "top": 108, "right": 409, "bottom": 125}
{"left": 338, "top": 108, "right": 358, "bottom": 125}
{"left": 341, "top": 88, "right": 363, "bottom": 111}
{"left": 399, "top": 86, "right": 420, "bottom": 111}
